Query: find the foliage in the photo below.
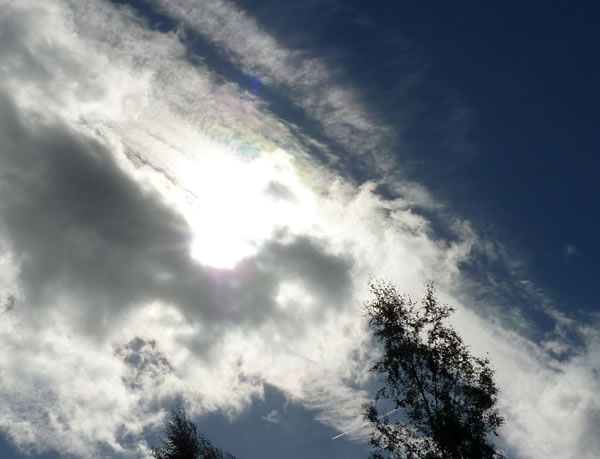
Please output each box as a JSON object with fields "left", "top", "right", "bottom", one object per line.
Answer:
{"left": 363, "top": 281, "right": 504, "bottom": 459}
{"left": 152, "top": 404, "right": 236, "bottom": 459}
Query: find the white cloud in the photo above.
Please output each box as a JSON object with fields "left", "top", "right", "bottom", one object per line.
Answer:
{"left": 262, "top": 410, "right": 280, "bottom": 424}
{"left": 0, "top": 1, "right": 598, "bottom": 459}
{"left": 153, "top": 0, "right": 393, "bottom": 174}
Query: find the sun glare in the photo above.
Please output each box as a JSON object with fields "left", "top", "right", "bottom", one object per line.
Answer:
{"left": 176, "top": 147, "right": 316, "bottom": 269}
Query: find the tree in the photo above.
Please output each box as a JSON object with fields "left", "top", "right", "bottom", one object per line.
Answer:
{"left": 152, "top": 404, "right": 236, "bottom": 459}
{"left": 363, "top": 281, "right": 504, "bottom": 459}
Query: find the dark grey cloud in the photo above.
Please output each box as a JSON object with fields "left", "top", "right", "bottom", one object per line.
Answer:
{"left": 0, "top": 91, "right": 190, "bottom": 335}
{"left": 257, "top": 235, "right": 354, "bottom": 307}
{"left": 581, "top": 408, "right": 600, "bottom": 454}
{"left": 0, "top": 92, "right": 355, "bottom": 345}
{"left": 265, "top": 181, "right": 297, "bottom": 202}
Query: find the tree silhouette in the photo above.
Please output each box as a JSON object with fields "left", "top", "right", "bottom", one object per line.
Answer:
{"left": 363, "top": 281, "right": 504, "bottom": 458}
{"left": 152, "top": 404, "right": 236, "bottom": 459}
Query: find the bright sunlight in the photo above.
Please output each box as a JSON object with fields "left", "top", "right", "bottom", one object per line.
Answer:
{"left": 176, "top": 147, "right": 316, "bottom": 269}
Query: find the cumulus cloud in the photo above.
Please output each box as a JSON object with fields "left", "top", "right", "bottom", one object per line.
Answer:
{"left": 0, "top": 1, "right": 598, "bottom": 458}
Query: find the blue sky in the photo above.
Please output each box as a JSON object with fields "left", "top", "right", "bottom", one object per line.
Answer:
{"left": 0, "top": 1, "right": 598, "bottom": 458}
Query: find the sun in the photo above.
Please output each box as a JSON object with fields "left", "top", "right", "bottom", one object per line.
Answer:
{"left": 176, "top": 147, "right": 316, "bottom": 269}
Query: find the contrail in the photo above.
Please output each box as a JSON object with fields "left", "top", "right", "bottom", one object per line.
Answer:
{"left": 331, "top": 407, "right": 400, "bottom": 440}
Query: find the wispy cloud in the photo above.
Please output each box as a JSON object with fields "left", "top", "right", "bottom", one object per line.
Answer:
{"left": 562, "top": 243, "right": 578, "bottom": 262}
{"left": 152, "top": 0, "right": 393, "bottom": 175}
{"left": 261, "top": 410, "right": 280, "bottom": 424}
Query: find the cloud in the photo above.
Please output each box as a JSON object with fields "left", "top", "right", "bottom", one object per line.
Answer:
{"left": 0, "top": 83, "right": 360, "bottom": 333}
{"left": 493, "top": 325, "right": 600, "bottom": 458}
{"left": 562, "top": 243, "right": 578, "bottom": 262}
{"left": 262, "top": 410, "right": 280, "bottom": 424}
{"left": 152, "top": 0, "right": 393, "bottom": 175}
{"left": 0, "top": 1, "right": 598, "bottom": 459}
{"left": 117, "top": 337, "right": 175, "bottom": 392}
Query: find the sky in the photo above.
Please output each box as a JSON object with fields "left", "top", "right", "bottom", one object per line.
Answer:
{"left": 0, "top": 1, "right": 599, "bottom": 458}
